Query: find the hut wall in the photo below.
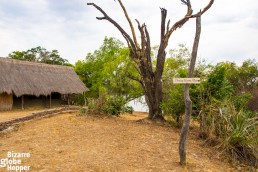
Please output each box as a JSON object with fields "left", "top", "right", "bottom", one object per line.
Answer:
{"left": 0, "top": 93, "right": 13, "bottom": 111}
{"left": 13, "top": 94, "right": 62, "bottom": 109}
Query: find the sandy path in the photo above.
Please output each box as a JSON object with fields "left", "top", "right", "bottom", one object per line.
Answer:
{"left": 0, "top": 112, "right": 236, "bottom": 171}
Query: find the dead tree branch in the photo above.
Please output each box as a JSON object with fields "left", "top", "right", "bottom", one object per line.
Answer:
{"left": 87, "top": 3, "right": 137, "bottom": 56}
{"left": 116, "top": 0, "right": 139, "bottom": 50}
{"left": 163, "top": 0, "right": 214, "bottom": 48}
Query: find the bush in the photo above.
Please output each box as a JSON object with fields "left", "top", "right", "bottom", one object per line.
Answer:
{"left": 85, "top": 95, "right": 133, "bottom": 116}
{"left": 122, "top": 105, "right": 134, "bottom": 114}
{"left": 102, "top": 96, "right": 133, "bottom": 116}
{"left": 232, "top": 93, "right": 252, "bottom": 111}
{"left": 70, "top": 94, "right": 85, "bottom": 105}
{"left": 87, "top": 96, "right": 106, "bottom": 115}
{"left": 161, "top": 84, "right": 185, "bottom": 123}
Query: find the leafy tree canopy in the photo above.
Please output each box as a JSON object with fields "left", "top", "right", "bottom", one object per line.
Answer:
{"left": 223, "top": 59, "right": 258, "bottom": 94}
{"left": 75, "top": 37, "right": 142, "bottom": 101}
{"left": 8, "top": 46, "right": 72, "bottom": 66}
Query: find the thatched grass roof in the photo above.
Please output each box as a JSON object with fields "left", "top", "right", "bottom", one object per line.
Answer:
{"left": 0, "top": 57, "right": 88, "bottom": 97}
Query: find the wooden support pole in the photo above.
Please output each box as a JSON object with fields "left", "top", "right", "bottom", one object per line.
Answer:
{"left": 11, "top": 94, "right": 13, "bottom": 110}
{"left": 21, "top": 95, "right": 24, "bottom": 110}
{"left": 84, "top": 92, "right": 87, "bottom": 107}
{"left": 67, "top": 94, "right": 70, "bottom": 107}
{"left": 179, "top": 15, "right": 201, "bottom": 165}
{"left": 49, "top": 94, "right": 52, "bottom": 108}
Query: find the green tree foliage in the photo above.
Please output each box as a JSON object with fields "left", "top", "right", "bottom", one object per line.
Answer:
{"left": 200, "top": 60, "right": 258, "bottom": 110}
{"left": 204, "top": 63, "right": 234, "bottom": 102}
{"left": 75, "top": 37, "right": 142, "bottom": 102}
{"left": 225, "top": 59, "right": 258, "bottom": 93}
{"left": 162, "top": 44, "right": 189, "bottom": 86}
{"left": 162, "top": 44, "right": 195, "bottom": 123}
{"left": 8, "top": 46, "right": 72, "bottom": 66}
{"left": 223, "top": 60, "right": 258, "bottom": 111}
{"left": 162, "top": 84, "right": 185, "bottom": 124}
{"left": 197, "top": 60, "right": 258, "bottom": 165}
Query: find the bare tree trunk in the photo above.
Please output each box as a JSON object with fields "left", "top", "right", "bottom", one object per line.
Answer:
{"left": 143, "top": 76, "right": 163, "bottom": 120}
{"left": 179, "top": 16, "right": 201, "bottom": 165}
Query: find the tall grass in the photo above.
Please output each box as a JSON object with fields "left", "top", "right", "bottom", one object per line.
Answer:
{"left": 200, "top": 100, "right": 257, "bottom": 166}
{"left": 217, "top": 102, "right": 257, "bottom": 166}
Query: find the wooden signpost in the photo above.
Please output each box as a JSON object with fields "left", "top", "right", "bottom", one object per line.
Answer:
{"left": 173, "top": 78, "right": 200, "bottom": 84}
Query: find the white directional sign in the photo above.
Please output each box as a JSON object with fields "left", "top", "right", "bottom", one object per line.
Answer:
{"left": 173, "top": 78, "right": 200, "bottom": 84}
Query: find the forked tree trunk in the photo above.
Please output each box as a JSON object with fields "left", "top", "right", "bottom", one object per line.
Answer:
{"left": 179, "top": 16, "right": 201, "bottom": 165}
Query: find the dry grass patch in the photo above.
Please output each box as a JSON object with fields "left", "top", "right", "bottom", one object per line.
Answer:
{"left": 0, "top": 112, "right": 237, "bottom": 171}
{"left": 0, "top": 109, "right": 48, "bottom": 122}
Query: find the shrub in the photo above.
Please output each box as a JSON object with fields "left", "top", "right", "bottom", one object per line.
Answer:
{"left": 102, "top": 96, "right": 133, "bottom": 116}
{"left": 70, "top": 93, "right": 85, "bottom": 106}
{"left": 161, "top": 84, "right": 185, "bottom": 124}
{"left": 87, "top": 96, "right": 106, "bottom": 115}
{"left": 122, "top": 105, "right": 134, "bottom": 114}
{"left": 232, "top": 93, "right": 252, "bottom": 111}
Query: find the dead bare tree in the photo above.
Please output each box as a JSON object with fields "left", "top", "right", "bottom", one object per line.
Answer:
{"left": 87, "top": 0, "right": 214, "bottom": 120}
{"left": 179, "top": 15, "right": 201, "bottom": 165}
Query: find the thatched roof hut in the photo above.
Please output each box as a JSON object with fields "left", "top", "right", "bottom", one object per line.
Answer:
{"left": 0, "top": 57, "right": 88, "bottom": 110}
{"left": 0, "top": 57, "right": 88, "bottom": 97}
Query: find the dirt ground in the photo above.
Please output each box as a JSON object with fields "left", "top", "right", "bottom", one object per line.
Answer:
{"left": 0, "top": 111, "right": 239, "bottom": 172}
{"left": 0, "top": 109, "right": 49, "bottom": 122}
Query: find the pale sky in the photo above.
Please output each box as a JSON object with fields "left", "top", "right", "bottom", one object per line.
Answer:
{"left": 0, "top": 0, "right": 257, "bottom": 65}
